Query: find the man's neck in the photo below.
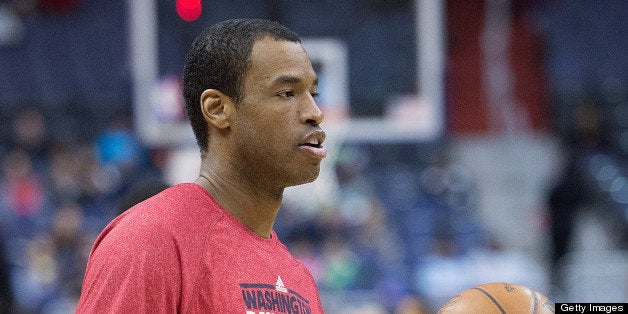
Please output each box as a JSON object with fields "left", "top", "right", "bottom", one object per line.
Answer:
{"left": 195, "top": 165, "right": 282, "bottom": 239}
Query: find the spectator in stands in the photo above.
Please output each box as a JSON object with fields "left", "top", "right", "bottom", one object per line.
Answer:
{"left": 334, "top": 145, "right": 405, "bottom": 294}
{"left": 47, "top": 141, "right": 83, "bottom": 205}
{"left": 0, "top": 149, "right": 50, "bottom": 244}
{"left": 547, "top": 101, "right": 607, "bottom": 291}
{"left": 285, "top": 228, "right": 325, "bottom": 286}
{"left": 95, "top": 114, "right": 144, "bottom": 175}
{"left": 320, "top": 234, "right": 362, "bottom": 291}
{"left": 116, "top": 178, "right": 169, "bottom": 214}
{"left": 50, "top": 201, "right": 88, "bottom": 302}
{"left": 414, "top": 235, "right": 475, "bottom": 312}
{"left": 0, "top": 233, "right": 15, "bottom": 314}
{"left": 394, "top": 293, "right": 429, "bottom": 314}
{"left": 467, "top": 235, "right": 548, "bottom": 294}
{"left": 8, "top": 107, "right": 51, "bottom": 172}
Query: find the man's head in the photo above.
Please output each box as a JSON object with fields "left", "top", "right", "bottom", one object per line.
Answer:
{"left": 183, "top": 19, "right": 327, "bottom": 190}
{"left": 183, "top": 19, "right": 301, "bottom": 153}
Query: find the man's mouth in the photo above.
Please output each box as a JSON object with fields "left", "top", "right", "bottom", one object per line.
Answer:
{"left": 299, "top": 131, "right": 327, "bottom": 159}
{"left": 300, "top": 138, "right": 322, "bottom": 148}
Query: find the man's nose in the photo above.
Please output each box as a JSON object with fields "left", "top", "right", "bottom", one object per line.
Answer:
{"left": 300, "top": 95, "right": 324, "bottom": 126}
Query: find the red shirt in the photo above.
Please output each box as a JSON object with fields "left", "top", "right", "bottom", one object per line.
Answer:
{"left": 77, "top": 183, "right": 323, "bottom": 313}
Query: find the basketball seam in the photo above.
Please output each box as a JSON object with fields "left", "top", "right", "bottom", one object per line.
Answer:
{"left": 532, "top": 291, "right": 539, "bottom": 313}
{"left": 472, "top": 287, "right": 506, "bottom": 314}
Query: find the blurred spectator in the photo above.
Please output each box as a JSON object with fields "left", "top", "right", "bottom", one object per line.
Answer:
{"left": 12, "top": 235, "right": 57, "bottom": 312}
{"left": 415, "top": 233, "right": 548, "bottom": 311}
{"left": 0, "top": 233, "right": 14, "bottom": 314}
{"left": 50, "top": 201, "right": 88, "bottom": 301}
{"left": 320, "top": 234, "right": 363, "bottom": 291}
{"left": 334, "top": 145, "right": 406, "bottom": 299}
{"left": 116, "top": 178, "right": 169, "bottom": 214}
{"left": 286, "top": 229, "right": 325, "bottom": 286}
{"left": 547, "top": 155, "right": 590, "bottom": 289}
{"left": 335, "top": 146, "right": 375, "bottom": 227}
{"left": 70, "top": 143, "right": 119, "bottom": 234}
{"left": 0, "top": 149, "right": 51, "bottom": 248}
{"left": 0, "top": 105, "right": 163, "bottom": 312}
{"left": 339, "top": 148, "right": 397, "bottom": 239}
{"left": 353, "top": 205, "right": 406, "bottom": 299}
{"left": 78, "top": 143, "right": 120, "bottom": 200}
{"left": 90, "top": 113, "right": 160, "bottom": 218}
{"left": 546, "top": 101, "right": 617, "bottom": 291}
{"left": 467, "top": 236, "right": 548, "bottom": 294}
{"left": 394, "top": 293, "right": 429, "bottom": 314}
{"left": 47, "top": 140, "right": 83, "bottom": 205}
{"left": 564, "top": 101, "right": 614, "bottom": 155}
{"left": 413, "top": 235, "right": 475, "bottom": 312}
{"left": 8, "top": 201, "right": 88, "bottom": 313}
{"left": 95, "top": 114, "right": 144, "bottom": 176}
{"left": 8, "top": 107, "right": 51, "bottom": 172}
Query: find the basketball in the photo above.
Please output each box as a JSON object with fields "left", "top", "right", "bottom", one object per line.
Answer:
{"left": 438, "top": 282, "right": 555, "bottom": 314}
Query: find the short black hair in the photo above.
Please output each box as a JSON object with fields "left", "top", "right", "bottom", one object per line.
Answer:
{"left": 183, "top": 19, "right": 301, "bottom": 154}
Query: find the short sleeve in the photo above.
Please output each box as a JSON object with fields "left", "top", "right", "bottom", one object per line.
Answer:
{"left": 76, "top": 215, "right": 182, "bottom": 313}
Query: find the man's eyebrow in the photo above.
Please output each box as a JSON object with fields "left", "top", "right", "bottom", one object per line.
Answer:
{"left": 272, "top": 75, "right": 318, "bottom": 87}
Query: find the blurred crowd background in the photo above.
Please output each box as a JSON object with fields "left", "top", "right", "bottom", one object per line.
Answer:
{"left": 0, "top": 0, "right": 626, "bottom": 313}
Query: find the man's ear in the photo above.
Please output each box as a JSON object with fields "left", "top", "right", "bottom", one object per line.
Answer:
{"left": 200, "top": 89, "right": 234, "bottom": 129}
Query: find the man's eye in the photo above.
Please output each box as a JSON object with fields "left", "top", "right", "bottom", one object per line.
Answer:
{"left": 279, "top": 91, "right": 295, "bottom": 98}
{"left": 310, "top": 91, "right": 320, "bottom": 99}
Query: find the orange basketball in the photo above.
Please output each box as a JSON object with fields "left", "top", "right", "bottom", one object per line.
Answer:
{"left": 438, "top": 282, "right": 555, "bottom": 314}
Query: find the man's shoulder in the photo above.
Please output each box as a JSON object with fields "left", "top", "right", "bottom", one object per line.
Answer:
{"left": 128, "top": 182, "right": 220, "bottom": 223}
{"left": 96, "top": 183, "right": 223, "bottom": 247}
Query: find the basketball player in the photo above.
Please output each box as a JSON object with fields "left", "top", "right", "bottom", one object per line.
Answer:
{"left": 77, "top": 19, "right": 326, "bottom": 312}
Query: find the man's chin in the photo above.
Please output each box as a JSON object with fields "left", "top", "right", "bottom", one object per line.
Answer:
{"left": 288, "top": 171, "right": 320, "bottom": 187}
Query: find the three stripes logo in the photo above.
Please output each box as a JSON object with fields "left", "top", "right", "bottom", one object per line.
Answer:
{"left": 275, "top": 276, "right": 287, "bottom": 293}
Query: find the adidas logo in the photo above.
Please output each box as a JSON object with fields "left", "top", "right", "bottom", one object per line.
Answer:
{"left": 275, "top": 276, "right": 287, "bottom": 293}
